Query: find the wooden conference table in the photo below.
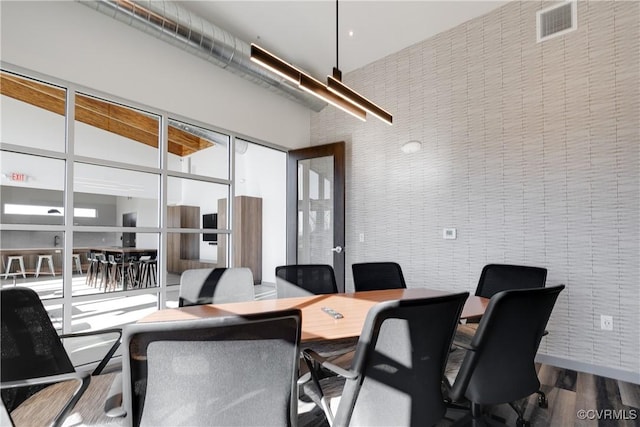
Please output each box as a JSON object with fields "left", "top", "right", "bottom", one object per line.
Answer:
{"left": 9, "top": 289, "right": 488, "bottom": 426}
{"left": 141, "top": 288, "right": 489, "bottom": 343}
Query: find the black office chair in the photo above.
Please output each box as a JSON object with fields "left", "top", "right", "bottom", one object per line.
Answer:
{"left": 445, "top": 285, "right": 565, "bottom": 427}
{"left": 0, "top": 287, "right": 121, "bottom": 427}
{"left": 303, "top": 292, "right": 469, "bottom": 427}
{"left": 275, "top": 264, "right": 338, "bottom": 298}
{"left": 352, "top": 262, "right": 407, "bottom": 291}
{"left": 474, "top": 264, "right": 547, "bottom": 298}
{"left": 178, "top": 267, "right": 255, "bottom": 307}
{"left": 119, "top": 309, "right": 302, "bottom": 426}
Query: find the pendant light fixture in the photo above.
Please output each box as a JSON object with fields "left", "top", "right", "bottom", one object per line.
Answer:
{"left": 326, "top": 0, "right": 393, "bottom": 125}
{"left": 250, "top": 1, "right": 392, "bottom": 124}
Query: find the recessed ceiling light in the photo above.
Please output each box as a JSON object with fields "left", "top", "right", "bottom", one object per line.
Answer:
{"left": 348, "top": 30, "right": 354, "bottom": 37}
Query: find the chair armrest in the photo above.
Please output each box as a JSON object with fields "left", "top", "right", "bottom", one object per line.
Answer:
{"left": 61, "top": 328, "right": 122, "bottom": 375}
{"left": 2, "top": 372, "right": 90, "bottom": 427}
{"left": 302, "top": 349, "right": 358, "bottom": 380}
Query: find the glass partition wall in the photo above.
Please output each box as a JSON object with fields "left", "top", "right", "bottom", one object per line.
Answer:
{"left": 0, "top": 67, "right": 282, "bottom": 341}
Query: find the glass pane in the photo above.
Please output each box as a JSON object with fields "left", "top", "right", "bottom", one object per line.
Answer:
{"left": 0, "top": 230, "right": 64, "bottom": 299}
{"left": 167, "top": 232, "right": 226, "bottom": 280}
{"left": 1, "top": 152, "right": 65, "bottom": 225}
{"left": 167, "top": 119, "right": 229, "bottom": 179}
{"left": 297, "top": 156, "right": 334, "bottom": 265}
{"left": 234, "top": 139, "right": 286, "bottom": 285}
{"left": 74, "top": 162, "right": 159, "bottom": 227}
{"left": 74, "top": 93, "right": 160, "bottom": 168}
{"left": 72, "top": 232, "right": 159, "bottom": 296}
{"left": 167, "top": 177, "right": 229, "bottom": 229}
{"left": 0, "top": 70, "right": 66, "bottom": 152}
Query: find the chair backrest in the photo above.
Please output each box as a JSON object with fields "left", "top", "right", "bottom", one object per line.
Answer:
{"left": 474, "top": 264, "right": 547, "bottom": 298}
{"left": 334, "top": 292, "right": 469, "bottom": 427}
{"left": 450, "top": 285, "right": 564, "bottom": 406}
{"left": 179, "top": 267, "right": 255, "bottom": 307}
{"left": 122, "top": 309, "right": 302, "bottom": 427}
{"left": 275, "top": 264, "right": 338, "bottom": 298}
{"left": 1, "top": 287, "right": 75, "bottom": 411}
{"left": 351, "top": 262, "right": 407, "bottom": 291}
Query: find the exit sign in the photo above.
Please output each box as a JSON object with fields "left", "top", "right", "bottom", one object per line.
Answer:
{"left": 9, "top": 173, "right": 28, "bottom": 182}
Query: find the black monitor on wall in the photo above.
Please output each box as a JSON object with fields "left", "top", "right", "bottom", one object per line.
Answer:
{"left": 203, "top": 213, "right": 217, "bottom": 243}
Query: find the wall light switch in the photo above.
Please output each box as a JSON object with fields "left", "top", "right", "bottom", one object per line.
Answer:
{"left": 359, "top": 233, "right": 365, "bottom": 242}
{"left": 443, "top": 228, "right": 457, "bottom": 240}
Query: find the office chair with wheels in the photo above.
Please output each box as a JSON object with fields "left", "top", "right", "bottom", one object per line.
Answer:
{"left": 119, "top": 309, "right": 302, "bottom": 426}
{"left": 352, "top": 262, "right": 407, "bottom": 291}
{"left": 179, "top": 267, "right": 255, "bottom": 306}
{"left": 0, "top": 287, "right": 121, "bottom": 427}
{"left": 303, "top": 292, "right": 469, "bottom": 427}
{"left": 276, "top": 264, "right": 338, "bottom": 298}
{"left": 466, "top": 263, "right": 549, "bottom": 408}
{"left": 445, "top": 285, "right": 565, "bottom": 427}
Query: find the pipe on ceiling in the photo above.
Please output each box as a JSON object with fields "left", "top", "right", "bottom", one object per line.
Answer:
{"left": 77, "top": 0, "right": 327, "bottom": 112}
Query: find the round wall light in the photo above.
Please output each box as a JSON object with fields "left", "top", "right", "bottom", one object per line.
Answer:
{"left": 401, "top": 140, "right": 422, "bottom": 154}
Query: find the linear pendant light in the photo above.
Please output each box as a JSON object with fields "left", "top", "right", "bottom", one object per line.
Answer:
{"left": 250, "top": 43, "right": 366, "bottom": 121}
{"left": 328, "top": 69, "right": 393, "bottom": 125}
{"left": 327, "top": 0, "right": 393, "bottom": 125}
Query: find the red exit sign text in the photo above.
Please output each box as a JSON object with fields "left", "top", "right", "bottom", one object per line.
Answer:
{"left": 10, "top": 173, "right": 28, "bottom": 182}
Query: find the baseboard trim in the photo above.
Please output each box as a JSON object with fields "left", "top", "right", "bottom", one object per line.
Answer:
{"left": 536, "top": 353, "right": 640, "bottom": 384}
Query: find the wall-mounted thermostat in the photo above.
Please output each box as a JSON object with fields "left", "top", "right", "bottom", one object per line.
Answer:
{"left": 443, "top": 228, "right": 457, "bottom": 240}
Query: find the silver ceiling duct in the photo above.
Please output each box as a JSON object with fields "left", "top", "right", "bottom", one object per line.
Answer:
{"left": 77, "top": 0, "right": 326, "bottom": 112}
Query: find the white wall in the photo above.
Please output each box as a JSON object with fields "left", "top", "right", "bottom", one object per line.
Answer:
{"left": 0, "top": 1, "right": 310, "bottom": 150}
{"left": 311, "top": 1, "right": 639, "bottom": 379}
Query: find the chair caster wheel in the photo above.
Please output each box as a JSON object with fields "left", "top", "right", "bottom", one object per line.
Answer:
{"left": 538, "top": 394, "right": 548, "bottom": 408}
{"left": 516, "top": 418, "right": 530, "bottom": 427}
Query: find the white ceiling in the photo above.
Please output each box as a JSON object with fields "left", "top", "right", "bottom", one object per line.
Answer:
{"left": 180, "top": 1, "right": 507, "bottom": 79}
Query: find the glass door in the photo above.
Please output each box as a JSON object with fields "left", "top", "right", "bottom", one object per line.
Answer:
{"left": 287, "top": 142, "right": 345, "bottom": 292}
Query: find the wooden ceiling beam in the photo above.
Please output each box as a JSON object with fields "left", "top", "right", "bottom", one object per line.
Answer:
{"left": 1, "top": 72, "right": 213, "bottom": 156}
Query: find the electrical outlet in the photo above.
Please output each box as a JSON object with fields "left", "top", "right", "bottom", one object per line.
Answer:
{"left": 600, "top": 315, "right": 613, "bottom": 331}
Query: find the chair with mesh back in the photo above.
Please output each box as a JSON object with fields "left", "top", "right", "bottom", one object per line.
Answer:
{"left": 351, "top": 262, "right": 407, "bottom": 291}
{"left": 0, "top": 287, "right": 121, "bottom": 427}
{"left": 445, "top": 285, "right": 564, "bottom": 427}
{"left": 474, "top": 264, "right": 547, "bottom": 299}
{"left": 303, "top": 292, "right": 469, "bottom": 427}
{"left": 179, "top": 267, "right": 255, "bottom": 307}
{"left": 275, "top": 264, "right": 338, "bottom": 298}
{"left": 119, "top": 309, "right": 301, "bottom": 427}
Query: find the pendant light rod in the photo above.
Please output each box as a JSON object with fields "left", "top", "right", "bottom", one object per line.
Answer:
{"left": 336, "top": 0, "right": 339, "bottom": 71}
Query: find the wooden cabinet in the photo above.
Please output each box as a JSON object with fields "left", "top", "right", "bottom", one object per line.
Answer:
{"left": 167, "top": 205, "right": 216, "bottom": 274}
{"left": 217, "top": 196, "right": 262, "bottom": 284}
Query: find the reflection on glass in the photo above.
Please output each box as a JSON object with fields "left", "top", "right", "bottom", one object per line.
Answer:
{"left": 74, "top": 93, "right": 160, "bottom": 168}
{"left": 0, "top": 230, "right": 64, "bottom": 299}
{"left": 0, "top": 70, "right": 66, "bottom": 152}
{"left": 72, "top": 232, "right": 159, "bottom": 296}
{"left": 1, "top": 152, "right": 65, "bottom": 226}
{"left": 73, "top": 162, "right": 159, "bottom": 227}
{"left": 297, "top": 156, "right": 334, "bottom": 265}
{"left": 167, "top": 119, "right": 229, "bottom": 179}
{"left": 71, "top": 294, "right": 158, "bottom": 333}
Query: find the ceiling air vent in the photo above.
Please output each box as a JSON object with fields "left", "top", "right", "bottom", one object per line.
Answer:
{"left": 537, "top": 1, "right": 577, "bottom": 42}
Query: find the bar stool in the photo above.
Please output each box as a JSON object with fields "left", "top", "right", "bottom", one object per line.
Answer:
{"left": 35, "top": 255, "right": 56, "bottom": 278}
{"left": 4, "top": 256, "right": 26, "bottom": 279}
{"left": 138, "top": 256, "right": 157, "bottom": 288}
{"left": 72, "top": 254, "right": 83, "bottom": 275}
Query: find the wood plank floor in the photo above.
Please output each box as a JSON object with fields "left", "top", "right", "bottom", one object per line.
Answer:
{"left": 298, "top": 364, "right": 640, "bottom": 426}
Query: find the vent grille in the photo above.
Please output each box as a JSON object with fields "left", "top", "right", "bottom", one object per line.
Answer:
{"left": 537, "top": 1, "right": 577, "bottom": 42}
